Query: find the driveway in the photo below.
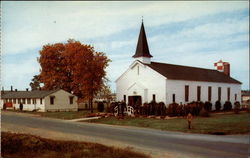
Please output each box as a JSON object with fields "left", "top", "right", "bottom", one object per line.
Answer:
{"left": 1, "top": 111, "right": 249, "bottom": 158}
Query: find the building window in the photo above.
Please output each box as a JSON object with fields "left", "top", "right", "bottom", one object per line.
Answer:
{"left": 13, "top": 99, "right": 16, "bottom": 104}
{"left": 40, "top": 98, "right": 43, "bottom": 104}
{"left": 227, "top": 87, "right": 230, "bottom": 101}
{"left": 22, "top": 98, "right": 26, "bottom": 104}
{"left": 153, "top": 94, "right": 156, "bottom": 101}
{"left": 197, "top": 86, "right": 201, "bottom": 101}
{"left": 218, "top": 87, "right": 221, "bottom": 101}
{"left": 208, "top": 86, "right": 212, "bottom": 102}
{"left": 27, "top": 98, "right": 31, "bottom": 104}
{"left": 172, "top": 94, "right": 175, "bottom": 103}
{"left": 69, "top": 96, "right": 74, "bottom": 104}
{"left": 32, "top": 99, "right": 36, "bottom": 104}
{"left": 123, "top": 95, "right": 126, "bottom": 103}
{"left": 18, "top": 99, "right": 21, "bottom": 104}
{"left": 50, "top": 96, "right": 55, "bottom": 105}
{"left": 185, "top": 85, "right": 189, "bottom": 102}
{"left": 235, "top": 94, "right": 237, "bottom": 101}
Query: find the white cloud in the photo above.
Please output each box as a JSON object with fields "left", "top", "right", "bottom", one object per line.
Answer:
{"left": 1, "top": 1, "right": 249, "bottom": 91}
{"left": 179, "top": 20, "right": 249, "bottom": 40}
{"left": 111, "top": 39, "right": 135, "bottom": 50}
{"left": 2, "top": 1, "right": 249, "bottom": 55}
{"left": 147, "top": 16, "right": 249, "bottom": 57}
{"left": 2, "top": 56, "right": 39, "bottom": 90}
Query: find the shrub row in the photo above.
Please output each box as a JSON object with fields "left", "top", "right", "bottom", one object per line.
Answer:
{"left": 167, "top": 101, "right": 207, "bottom": 117}
{"left": 135, "top": 101, "right": 166, "bottom": 116}
{"left": 106, "top": 100, "right": 241, "bottom": 117}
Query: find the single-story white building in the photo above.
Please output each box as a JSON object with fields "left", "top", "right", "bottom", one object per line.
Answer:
{"left": 116, "top": 21, "right": 241, "bottom": 109}
{"left": 241, "top": 90, "right": 250, "bottom": 107}
{"left": 0, "top": 89, "right": 78, "bottom": 112}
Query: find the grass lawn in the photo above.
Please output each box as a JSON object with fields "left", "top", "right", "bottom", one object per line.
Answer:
{"left": 39, "top": 110, "right": 96, "bottom": 120}
{"left": 1, "top": 132, "right": 150, "bottom": 158}
{"left": 87, "top": 112, "right": 250, "bottom": 135}
{"left": 5, "top": 109, "right": 96, "bottom": 120}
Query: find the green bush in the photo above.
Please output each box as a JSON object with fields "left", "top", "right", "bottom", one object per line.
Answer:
{"left": 142, "top": 103, "right": 149, "bottom": 116}
{"left": 167, "top": 103, "right": 179, "bottom": 117}
{"left": 234, "top": 101, "right": 241, "bottom": 114}
{"left": 223, "top": 101, "right": 232, "bottom": 111}
{"left": 158, "top": 102, "right": 166, "bottom": 116}
{"left": 185, "top": 101, "right": 203, "bottom": 116}
{"left": 148, "top": 101, "right": 156, "bottom": 115}
{"left": 176, "top": 104, "right": 184, "bottom": 116}
{"left": 140, "top": 102, "right": 166, "bottom": 116}
{"left": 204, "top": 101, "right": 212, "bottom": 111}
{"left": 108, "top": 102, "right": 118, "bottom": 113}
{"left": 215, "top": 101, "right": 221, "bottom": 111}
{"left": 199, "top": 108, "right": 210, "bottom": 117}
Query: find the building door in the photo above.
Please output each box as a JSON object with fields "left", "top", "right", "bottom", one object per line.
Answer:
{"left": 128, "top": 96, "right": 142, "bottom": 107}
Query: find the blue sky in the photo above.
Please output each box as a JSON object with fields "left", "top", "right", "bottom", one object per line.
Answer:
{"left": 1, "top": 1, "right": 249, "bottom": 92}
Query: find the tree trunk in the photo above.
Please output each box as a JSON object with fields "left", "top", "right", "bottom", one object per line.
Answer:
{"left": 90, "top": 98, "right": 93, "bottom": 113}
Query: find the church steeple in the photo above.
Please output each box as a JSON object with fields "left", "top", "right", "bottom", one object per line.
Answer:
{"left": 133, "top": 20, "right": 153, "bottom": 60}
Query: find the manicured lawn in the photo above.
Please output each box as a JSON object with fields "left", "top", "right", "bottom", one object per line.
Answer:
{"left": 5, "top": 109, "right": 96, "bottom": 120}
{"left": 39, "top": 110, "right": 95, "bottom": 120}
{"left": 1, "top": 132, "right": 150, "bottom": 158}
{"left": 87, "top": 112, "right": 250, "bottom": 135}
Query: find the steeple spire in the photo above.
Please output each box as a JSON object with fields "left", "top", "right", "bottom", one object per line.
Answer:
{"left": 133, "top": 20, "right": 153, "bottom": 58}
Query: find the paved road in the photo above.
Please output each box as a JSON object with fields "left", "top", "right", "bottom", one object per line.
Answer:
{"left": 1, "top": 111, "right": 249, "bottom": 158}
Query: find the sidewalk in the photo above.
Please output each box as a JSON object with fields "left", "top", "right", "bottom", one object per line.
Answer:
{"left": 67, "top": 116, "right": 101, "bottom": 122}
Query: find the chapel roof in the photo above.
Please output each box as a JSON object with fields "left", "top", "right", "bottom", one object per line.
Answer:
{"left": 144, "top": 61, "right": 241, "bottom": 84}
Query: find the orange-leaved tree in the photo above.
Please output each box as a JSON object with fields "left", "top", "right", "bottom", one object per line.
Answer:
{"left": 38, "top": 39, "right": 110, "bottom": 112}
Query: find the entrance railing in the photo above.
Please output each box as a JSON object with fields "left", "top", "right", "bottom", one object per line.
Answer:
{"left": 126, "top": 106, "right": 134, "bottom": 116}
{"left": 114, "top": 106, "right": 134, "bottom": 116}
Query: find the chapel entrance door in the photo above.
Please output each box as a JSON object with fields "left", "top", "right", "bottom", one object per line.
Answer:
{"left": 128, "top": 96, "right": 142, "bottom": 107}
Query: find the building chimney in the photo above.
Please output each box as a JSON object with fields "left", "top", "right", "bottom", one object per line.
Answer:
{"left": 223, "top": 62, "right": 230, "bottom": 76}
{"left": 214, "top": 60, "right": 230, "bottom": 76}
{"left": 15, "top": 89, "right": 17, "bottom": 92}
{"left": 26, "top": 88, "right": 29, "bottom": 91}
{"left": 11, "top": 86, "right": 13, "bottom": 91}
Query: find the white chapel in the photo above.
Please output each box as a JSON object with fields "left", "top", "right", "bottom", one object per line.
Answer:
{"left": 116, "top": 21, "right": 241, "bottom": 109}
